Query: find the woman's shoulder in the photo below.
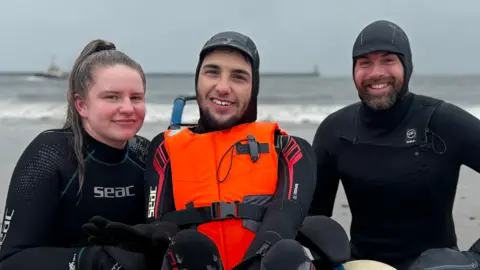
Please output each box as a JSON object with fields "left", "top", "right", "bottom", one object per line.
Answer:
{"left": 26, "top": 128, "right": 73, "bottom": 151}
{"left": 12, "top": 128, "right": 74, "bottom": 183}
{"left": 26, "top": 128, "right": 74, "bottom": 153}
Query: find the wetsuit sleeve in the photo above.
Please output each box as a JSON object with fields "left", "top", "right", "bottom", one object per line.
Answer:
{"left": 309, "top": 118, "right": 341, "bottom": 217}
{"left": 243, "top": 135, "right": 317, "bottom": 259}
{"left": 430, "top": 102, "right": 480, "bottom": 172}
{"left": 144, "top": 132, "right": 175, "bottom": 223}
{"left": 0, "top": 133, "right": 81, "bottom": 269}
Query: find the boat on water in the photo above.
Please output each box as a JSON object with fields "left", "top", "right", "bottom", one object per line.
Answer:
{"left": 34, "top": 57, "right": 67, "bottom": 80}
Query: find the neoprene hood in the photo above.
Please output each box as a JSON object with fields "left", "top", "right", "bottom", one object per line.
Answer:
{"left": 352, "top": 20, "right": 413, "bottom": 98}
{"left": 194, "top": 31, "right": 260, "bottom": 132}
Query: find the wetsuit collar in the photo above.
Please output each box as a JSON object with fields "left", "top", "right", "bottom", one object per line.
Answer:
{"left": 359, "top": 92, "right": 414, "bottom": 129}
{"left": 82, "top": 130, "right": 127, "bottom": 164}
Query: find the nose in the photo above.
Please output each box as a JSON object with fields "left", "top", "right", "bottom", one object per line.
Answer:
{"left": 119, "top": 97, "right": 135, "bottom": 114}
{"left": 369, "top": 62, "right": 386, "bottom": 77}
{"left": 215, "top": 75, "right": 232, "bottom": 95}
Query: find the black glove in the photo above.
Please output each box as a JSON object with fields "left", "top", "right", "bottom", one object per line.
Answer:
{"left": 82, "top": 216, "right": 117, "bottom": 246}
{"left": 77, "top": 246, "right": 147, "bottom": 270}
{"left": 83, "top": 216, "right": 179, "bottom": 253}
{"left": 83, "top": 216, "right": 180, "bottom": 269}
{"left": 105, "top": 220, "right": 179, "bottom": 253}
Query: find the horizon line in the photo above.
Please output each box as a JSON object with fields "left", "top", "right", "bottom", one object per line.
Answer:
{"left": 0, "top": 71, "right": 477, "bottom": 78}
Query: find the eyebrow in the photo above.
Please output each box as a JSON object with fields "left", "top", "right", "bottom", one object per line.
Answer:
{"left": 202, "top": 64, "right": 251, "bottom": 77}
{"left": 101, "top": 90, "right": 144, "bottom": 95}
{"left": 101, "top": 90, "right": 121, "bottom": 95}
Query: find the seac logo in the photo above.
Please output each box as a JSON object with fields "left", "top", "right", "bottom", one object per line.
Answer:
{"left": 147, "top": 186, "right": 157, "bottom": 218}
{"left": 94, "top": 185, "right": 135, "bottom": 198}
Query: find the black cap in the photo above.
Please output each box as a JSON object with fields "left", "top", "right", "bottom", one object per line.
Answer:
{"left": 199, "top": 31, "right": 259, "bottom": 69}
{"left": 352, "top": 20, "right": 411, "bottom": 59}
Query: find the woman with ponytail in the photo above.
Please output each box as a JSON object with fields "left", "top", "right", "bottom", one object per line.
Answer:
{"left": 0, "top": 39, "right": 150, "bottom": 270}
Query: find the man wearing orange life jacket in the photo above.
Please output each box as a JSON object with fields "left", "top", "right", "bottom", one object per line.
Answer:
{"left": 145, "top": 31, "right": 318, "bottom": 269}
{"left": 82, "top": 31, "right": 318, "bottom": 270}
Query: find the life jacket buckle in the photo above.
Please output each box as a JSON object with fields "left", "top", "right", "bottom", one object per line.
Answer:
{"left": 211, "top": 201, "right": 239, "bottom": 220}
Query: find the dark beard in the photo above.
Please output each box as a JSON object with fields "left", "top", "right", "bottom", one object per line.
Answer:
{"left": 362, "top": 89, "right": 398, "bottom": 111}
{"left": 360, "top": 76, "right": 400, "bottom": 111}
{"left": 200, "top": 107, "right": 241, "bottom": 131}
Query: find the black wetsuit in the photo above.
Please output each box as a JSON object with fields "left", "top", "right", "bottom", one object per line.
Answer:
{"left": 310, "top": 20, "right": 480, "bottom": 269}
{"left": 145, "top": 128, "right": 317, "bottom": 265}
{"left": 0, "top": 129, "right": 150, "bottom": 269}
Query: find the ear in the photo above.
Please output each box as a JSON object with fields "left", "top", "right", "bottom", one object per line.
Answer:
{"left": 74, "top": 94, "right": 88, "bottom": 118}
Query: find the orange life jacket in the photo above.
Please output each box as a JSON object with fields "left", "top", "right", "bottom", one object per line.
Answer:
{"left": 161, "top": 122, "right": 287, "bottom": 269}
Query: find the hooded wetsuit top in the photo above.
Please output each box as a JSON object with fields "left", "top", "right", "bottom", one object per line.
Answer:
{"left": 310, "top": 20, "right": 480, "bottom": 268}
{"left": 0, "top": 128, "right": 150, "bottom": 269}
{"left": 145, "top": 31, "right": 317, "bottom": 268}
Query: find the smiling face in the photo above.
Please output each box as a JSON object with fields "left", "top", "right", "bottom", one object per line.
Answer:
{"left": 75, "top": 64, "right": 146, "bottom": 148}
{"left": 354, "top": 51, "right": 404, "bottom": 110}
{"left": 196, "top": 48, "right": 253, "bottom": 130}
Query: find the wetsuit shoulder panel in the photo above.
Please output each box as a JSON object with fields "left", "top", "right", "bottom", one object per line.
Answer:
{"left": 272, "top": 134, "right": 317, "bottom": 204}
{"left": 5, "top": 129, "right": 73, "bottom": 205}
{"left": 144, "top": 132, "right": 175, "bottom": 222}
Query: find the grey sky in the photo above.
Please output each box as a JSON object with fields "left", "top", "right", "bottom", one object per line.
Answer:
{"left": 1, "top": 1, "right": 479, "bottom": 76}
